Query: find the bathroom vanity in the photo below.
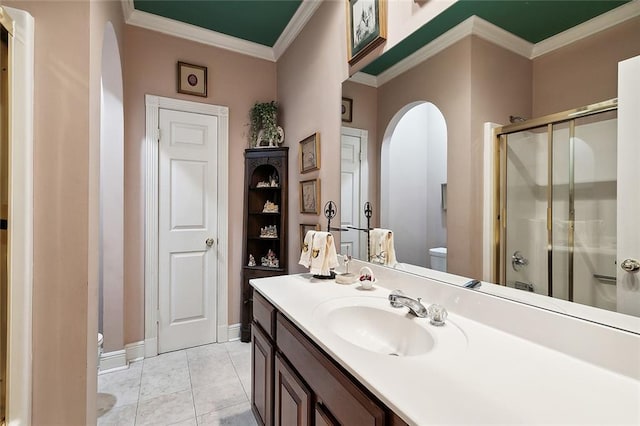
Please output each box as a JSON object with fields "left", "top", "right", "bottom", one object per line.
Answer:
{"left": 250, "top": 263, "right": 640, "bottom": 425}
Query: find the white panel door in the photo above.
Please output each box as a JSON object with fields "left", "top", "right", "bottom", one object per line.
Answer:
{"left": 158, "top": 109, "right": 218, "bottom": 353}
{"left": 341, "top": 127, "right": 368, "bottom": 260}
{"left": 617, "top": 55, "right": 640, "bottom": 316}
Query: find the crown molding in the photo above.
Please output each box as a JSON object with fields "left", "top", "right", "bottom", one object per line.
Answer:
{"left": 273, "top": 0, "right": 322, "bottom": 60}
{"left": 532, "top": 0, "right": 640, "bottom": 58}
{"left": 375, "top": 16, "right": 533, "bottom": 87}
{"left": 121, "top": 0, "right": 275, "bottom": 61}
{"left": 349, "top": 72, "right": 378, "bottom": 87}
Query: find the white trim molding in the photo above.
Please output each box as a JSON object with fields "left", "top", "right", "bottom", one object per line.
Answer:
{"left": 4, "top": 6, "right": 34, "bottom": 426}
{"left": 144, "top": 95, "right": 229, "bottom": 357}
{"left": 122, "top": 0, "right": 320, "bottom": 62}
{"left": 227, "top": 323, "right": 241, "bottom": 341}
{"left": 99, "top": 350, "right": 127, "bottom": 373}
{"left": 125, "top": 340, "right": 145, "bottom": 362}
{"left": 353, "top": 3, "right": 640, "bottom": 88}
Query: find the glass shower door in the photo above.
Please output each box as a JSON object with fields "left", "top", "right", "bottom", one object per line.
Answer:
{"left": 503, "top": 126, "right": 548, "bottom": 295}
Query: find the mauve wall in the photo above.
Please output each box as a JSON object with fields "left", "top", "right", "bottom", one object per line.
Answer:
{"left": 3, "top": 0, "right": 124, "bottom": 423}
{"left": 533, "top": 16, "right": 640, "bottom": 116}
{"left": 277, "top": 1, "right": 349, "bottom": 272}
{"left": 377, "top": 38, "right": 473, "bottom": 277}
{"left": 123, "top": 25, "right": 277, "bottom": 340}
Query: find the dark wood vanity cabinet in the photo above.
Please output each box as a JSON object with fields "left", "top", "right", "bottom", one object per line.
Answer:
{"left": 251, "top": 289, "right": 409, "bottom": 426}
{"left": 241, "top": 147, "right": 289, "bottom": 342}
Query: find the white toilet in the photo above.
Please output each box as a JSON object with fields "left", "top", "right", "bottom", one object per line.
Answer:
{"left": 429, "top": 247, "right": 447, "bottom": 272}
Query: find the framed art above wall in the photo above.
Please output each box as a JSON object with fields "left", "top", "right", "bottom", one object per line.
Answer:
{"left": 177, "top": 61, "right": 208, "bottom": 97}
{"left": 346, "top": 0, "right": 387, "bottom": 64}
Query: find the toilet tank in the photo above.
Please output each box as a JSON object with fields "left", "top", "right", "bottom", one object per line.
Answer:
{"left": 429, "top": 247, "right": 447, "bottom": 272}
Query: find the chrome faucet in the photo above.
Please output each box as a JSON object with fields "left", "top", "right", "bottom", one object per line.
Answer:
{"left": 388, "top": 290, "right": 428, "bottom": 318}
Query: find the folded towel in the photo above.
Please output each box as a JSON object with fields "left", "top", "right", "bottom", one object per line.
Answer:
{"left": 369, "top": 228, "right": 397, "bottom": 267}
{"left": 310, "top": 232, "right": 339, "bottom": 276}
{"left": 298, "top": 230, "right": 316, "bottom": 268}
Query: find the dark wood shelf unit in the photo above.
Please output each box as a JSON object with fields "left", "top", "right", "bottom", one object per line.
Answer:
{"left": 241, "top": 147, "right": 288, "bottom": 342}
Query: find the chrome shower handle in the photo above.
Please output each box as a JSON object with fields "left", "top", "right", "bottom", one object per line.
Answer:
{"left": 621, "top": 259, "right": 640, "bottom": 273}
{"left": 511, "top": 251, "right": 529, "bottom": 271}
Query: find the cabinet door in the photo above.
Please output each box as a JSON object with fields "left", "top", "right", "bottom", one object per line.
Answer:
{"left": 252, "top": 324, "right": 274, "bottom": 426}
{"left": 314, "top": 402, "right": 339, "bottom": 426}
{"left": 274, "top": 353, "right": 311, "bottom": 426}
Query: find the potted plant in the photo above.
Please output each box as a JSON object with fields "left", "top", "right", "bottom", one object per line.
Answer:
{"left": 249, "top": 101, "right": 280, "bottom": 147}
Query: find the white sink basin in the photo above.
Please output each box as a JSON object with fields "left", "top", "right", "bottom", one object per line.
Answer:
{"left": 313, "top": 296, "right": 467, "bottom": 357}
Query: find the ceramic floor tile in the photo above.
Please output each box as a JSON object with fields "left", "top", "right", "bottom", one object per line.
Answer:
{"left": 135, "top": 389, "right": 196, "bottom": 426}
{"left": 224, "top": 341, "right": 251, "bottom": 356}
{"left": 97, "top": 402, "right": 137, "bottom": 426}
{"left": 140, "top": 366, "right": 191, "bottom": 401}
{"left": 186, "top": 343, "right": 228, "bottom": 362}
{"left": 192, "top": 375, "right": 248, "bottom": 416}
{"left": 143, "top": 350, "right": 188, "bottom": 375}
{"left": 197, "top": 402, "right": 258, "bottom": 426}
{"left": 188, "top": 354, "right": 237, "bottom": 390}
{"left": 168, "top": 417, "right": 197, "bottom": 426}
{"left": 99, "top": 361, "right": 143, "bottom": 387}
{"left": 98, "top": 376, "right": 141, "bottom": 408}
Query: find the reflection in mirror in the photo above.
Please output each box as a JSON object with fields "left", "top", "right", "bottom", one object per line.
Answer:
{"left": 340, "top": 7, "right": 640, "bottom": 333}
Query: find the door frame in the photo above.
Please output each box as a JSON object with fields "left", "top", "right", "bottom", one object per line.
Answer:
{"left": 144, "top": 94, "right": 229, "bottom": 357}
{"left": 340, "top": 126, "right": 369, "bottom": 258}
{"left": 4, "top": 6, "right": 34, "bottom": 425}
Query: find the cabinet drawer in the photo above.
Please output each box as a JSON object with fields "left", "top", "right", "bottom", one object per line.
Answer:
{"left": 253, "top": 290, "right": 276, "bottom": 339}
{"left": 276, "top": 313, "right": 385, "bottom": 426}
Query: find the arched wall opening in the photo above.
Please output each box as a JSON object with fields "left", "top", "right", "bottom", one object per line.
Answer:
{"left": 381, "top": 102, "right": 447, "bottom": 268}
{"left": 99, "top": 21, "right": 124, "bottom": 354}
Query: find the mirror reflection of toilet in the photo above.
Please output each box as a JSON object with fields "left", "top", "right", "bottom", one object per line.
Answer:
{"left": 429, "top": 247, "right": 447, "bottom": 272}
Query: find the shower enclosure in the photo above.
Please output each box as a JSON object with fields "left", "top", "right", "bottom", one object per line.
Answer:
{"left": 494, "top": 99, "right": 619, "bottom": 313}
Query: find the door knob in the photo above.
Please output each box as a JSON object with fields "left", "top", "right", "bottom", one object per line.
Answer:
{"left": 620, "top": 258, "right": 640, "bottom": 273}
{"left": 206, "top": 238, "right": 215, "bottom": 247}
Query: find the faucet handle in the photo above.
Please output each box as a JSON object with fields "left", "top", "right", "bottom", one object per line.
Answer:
{"left": 427, "top": 304, "right": 448, "bottom": 326}
{"left": 389, "top": 289, "right": 404, "bottom": 308}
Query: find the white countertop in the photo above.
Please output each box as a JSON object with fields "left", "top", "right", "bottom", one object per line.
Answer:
{"left": 251, "top": 273, "right": 640, "bottom": 425}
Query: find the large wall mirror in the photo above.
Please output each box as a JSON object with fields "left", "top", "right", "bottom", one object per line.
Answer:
{"left": 340, "top": 1, "right": 640, "bottom": 334}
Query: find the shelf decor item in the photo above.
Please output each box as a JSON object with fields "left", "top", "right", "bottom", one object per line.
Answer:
{"left": 249, "top": 101, "right": 284, "bottom": 148}
{"left": 299, "top": 132, "right": 320, "bottom": 173}
{"left": 177, "top": 61, "right": 207, "bottom": 97}
{"left": 346, "top": 0, "right": 387, "bottom": 64}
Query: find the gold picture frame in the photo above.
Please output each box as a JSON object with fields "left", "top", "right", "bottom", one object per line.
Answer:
{"left": 299, "top": 132, "right": 320, "bottom": 173}
{"left": 341, "top": 97, "right": 353, "bottom": 122}
{"left": 300, "top": 179, "right": 320, "bottom": 214}
{"left": 346, "top": 0, "right": 387, "bottom": 64}
{"left": 177, "top": 61, "right": 208, "bottom": 97}
{"left": 300, "top": 223, "right": 320, "bottom": 250}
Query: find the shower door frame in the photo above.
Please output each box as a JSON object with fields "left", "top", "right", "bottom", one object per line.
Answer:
{"left": 492, "top": 98, "right": 618, "bottom": 298}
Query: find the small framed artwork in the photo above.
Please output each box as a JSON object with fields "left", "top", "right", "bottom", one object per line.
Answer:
{"left": 347, "top": 0, "right": 387, "bottom": 64}
{"left": 341, "top": 97, "right": 353, "bottom": 122}
{"left": 177, "top": 61, "right": 207, "bottom": 97}
{"left": 300, "top": 179, "right": 320, "bottom": 214}
{"left": 300, "top": 223, "right": 320, "bottom": 249}
{"left": 299, "top": 133, "right": 320, "bottom": 173}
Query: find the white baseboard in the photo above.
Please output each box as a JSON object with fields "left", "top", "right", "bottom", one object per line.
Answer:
{"left": 125, "top": 340, "right": 145, "bottom": 362}
{"left": 227, "top": 323, "right": 241, "bottom": 341}
{"left": 98, "top": 349, "right": 127, "bottom": 374}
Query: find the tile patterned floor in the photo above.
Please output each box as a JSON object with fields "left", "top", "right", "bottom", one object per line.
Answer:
{"left": 97, "top": 341, "right": 257, "bottom": 426}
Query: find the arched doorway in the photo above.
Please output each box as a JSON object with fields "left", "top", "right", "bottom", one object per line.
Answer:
{"left": 380, "top": 102, "right": 447, "bottom": 268}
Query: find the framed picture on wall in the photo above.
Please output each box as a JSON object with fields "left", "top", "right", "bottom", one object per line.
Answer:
{"left": 346, "top": 0, "right": 387, "bottom": 64}
{"left": 300, "top": 223, "right": 320, "bottom": 249}
{"left": 299, "top": 133, "right": 320, "bottom": 173}
{"left": 341, "top": 97, "right": 353, "bottom": 122}
{"left": 177, "top": 61, "right": 208, "bottom": 97}
{"left": 300, "top": 179, "right": 320, "bottom": 214}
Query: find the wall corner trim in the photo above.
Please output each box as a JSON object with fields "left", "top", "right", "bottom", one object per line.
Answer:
{"left": 273, "top": 0, "right": 322, "bottom": 60}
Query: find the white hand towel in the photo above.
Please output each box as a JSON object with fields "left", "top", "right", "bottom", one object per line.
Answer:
{"left": 310, "top": 232, "right": 339, "bottom": 276}
{"left": 298, "top": 230, "right": 316, "bottom": 268}
{"left": 369, "top": 228, "right": 397, "bottom": 267}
